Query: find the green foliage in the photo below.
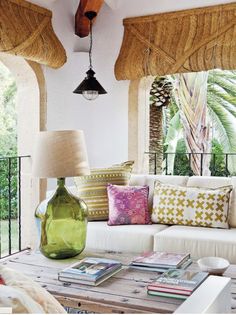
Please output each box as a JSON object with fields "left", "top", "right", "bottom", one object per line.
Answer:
{"left": 169, "top": 96, "right": 179, "bottom": 120}
{"left": 163, "top": 112, "right": 183, "bottom": 174}
{"left": 3, "top": 81, "right": 17, "bottom": 104}
{"left": 172, "top": 139, "right": 193, "bottom": 176}
{"left": 0, "top": 63, "right": 17, "bottom": 157}
{"left": 1, "top": 219, "right": 19, "bottom": 254}
{"left": 209, "top": 139, "right": 229, "bottom": 176}
{"left": 163, "top": 69, "right": 236, "bottom": 176}
{"left": 0, "top": 62, "right": 18, "bottom": 220}
{"left": 164, "top": 138, "right": 229, "bottom": 176}
{"left": 0, "top": 159, "right": 18, "bottom": 219}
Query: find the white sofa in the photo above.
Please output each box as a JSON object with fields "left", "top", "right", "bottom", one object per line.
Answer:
{"left": 49, "top": 174, "right": 236, "bottom": 264}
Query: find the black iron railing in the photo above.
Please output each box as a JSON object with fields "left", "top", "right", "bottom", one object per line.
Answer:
{"left": 0, "top": 155, "right": 30, "bottom": 258}
{"left": 145, "top": 152, "right": 236, "bottom": 176}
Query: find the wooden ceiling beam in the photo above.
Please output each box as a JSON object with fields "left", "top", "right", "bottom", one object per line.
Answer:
{"left": 75, "top": 0, "right": 104, "bottom": 38}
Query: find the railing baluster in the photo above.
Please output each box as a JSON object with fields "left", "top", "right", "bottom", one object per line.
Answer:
{"left": 144, "top": 151, "right": 236, "bottom": 177}
{"left": 0, "top": 162, "right": 2, "bottom": 259}
{"left": 212, "top": 153, "right": 216, "bottom": 176}
{"left": 154, "top": 153, "right": 157, "bottom": 175}
{"left": 0, "top": 155, "right": 30, "bottom": 259}
{"left": 188, "top": 153, "right": 191, "bottom": 176}
{"left": 200, "top": 153, "right": 203, "bottom": 176}
{"left": 165, "top": 153, "right": 168, "bottom": 175}
{"left": 18, "top": 157, "right": 22, "bottom": 251}
{"left": 225, "top": 154, "right": 230, "bottom": 177}
{"left": 8, "top": 158, "right": 12, "bottom": 256}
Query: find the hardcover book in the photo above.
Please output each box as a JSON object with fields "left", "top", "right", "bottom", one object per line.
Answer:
{"left": 131, "top": 251, "right": 190, "bottom": 268}
{"left": 147, "top": 290, "right": 188, "bottom": 300}
{"left": 58, "top": 257, "right": 122, "bottom": 285}
{"left": 130, "top": 258, "right": 192, "bottom": 272}
{"left": 58, "top": 267, "right": 122, "bottom": 286}
{"left": 148, "top": 269, "right": 208, "bottom": 292}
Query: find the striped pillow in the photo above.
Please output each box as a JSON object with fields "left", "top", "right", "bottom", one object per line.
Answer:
{"left": 74, "top": 161, "right": 134, "bottom": 221}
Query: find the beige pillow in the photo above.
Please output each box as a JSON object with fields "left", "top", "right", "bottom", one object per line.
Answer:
{"left": 152, "top": 181, "right": 232, "bottom": 229}
{"left": 74, "top": 161, "right": 134, "bottom": 221}
{"left": 0, "top": 286, "right": 44, "bottom": 313}
{"left": 187, "top": 176, "right": 236, "bottom": 228}
{"left": 0, "top": 266, "right": 66, "bottom": 314}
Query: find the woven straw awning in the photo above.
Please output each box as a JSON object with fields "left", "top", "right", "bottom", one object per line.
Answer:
{"left": 0, "top": 0, "right": 67, "bottom": 68}
{"left": 115, "top": 2, "right": 236, "bottom": 80}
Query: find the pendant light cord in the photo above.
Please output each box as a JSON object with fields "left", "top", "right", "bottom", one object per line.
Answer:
{"left": 89, "top": 19, "right": 93, "bottom": 69}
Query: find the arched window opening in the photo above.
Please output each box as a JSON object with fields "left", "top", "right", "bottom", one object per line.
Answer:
{"left": 146, "top": 70, "right": 236, "bottom": 176}
{"left": 0, "top": 54, "right": 46, "bottom": 257}
{"left": 0, "top": 62, "right": 18, "bottom": 255}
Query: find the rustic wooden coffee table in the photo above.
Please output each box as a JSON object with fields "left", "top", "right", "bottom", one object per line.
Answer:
{"left": 1, "top": 249, "right": 235, "bottom": 313}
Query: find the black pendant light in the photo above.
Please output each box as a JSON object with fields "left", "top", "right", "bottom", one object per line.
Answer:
{"left": 73, "top": 11, "right": 107, "bottom": 101}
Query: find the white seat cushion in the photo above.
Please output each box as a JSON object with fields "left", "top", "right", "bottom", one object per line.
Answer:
{"left": 154, "top": 225, "right": 236, "bottom": 263}
{"left": 86, "top": 221, "right": 168, "bottom": 253}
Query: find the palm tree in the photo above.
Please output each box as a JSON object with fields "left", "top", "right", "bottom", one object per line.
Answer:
{"left": 149, "top": 77, "right": 172, "bottom": 173}
{"left": 164, "top": 69, "right": 236, "bottom": 175}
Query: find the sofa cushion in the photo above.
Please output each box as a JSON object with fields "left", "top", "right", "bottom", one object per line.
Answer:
{"left": 154, "top": 225, "right": 236, "bottom": 263}
{"left": 152, "top": 181, "right": 232, "bottom": 228}
{"left": 187, "top": 176, "right": 236, "bottom": 227}
{"left": 86, "top": 221, "right": 168, "bottom": 253}
{"left": 130, "top": 175, "right": 189, "bottom": 209}
{"left": 107, "top": 184, "right": 150, "bottom": 225}
{"left": 74, "top": 161, "right": 134, "bottom": 221}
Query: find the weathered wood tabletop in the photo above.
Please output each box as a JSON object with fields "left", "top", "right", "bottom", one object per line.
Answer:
{"left": 1, "top": 249, "right": 236, "bottom": 314}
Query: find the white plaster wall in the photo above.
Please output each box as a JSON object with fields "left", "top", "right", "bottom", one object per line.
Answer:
{"left": 31, "top": 0, "right": 234, "bottom": 186}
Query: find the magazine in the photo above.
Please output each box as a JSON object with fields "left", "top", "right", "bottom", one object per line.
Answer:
{"left": 148, "top": 269, "right": 208, "bottom": 292}
{"left": 131, "top": 251, "right": 190, "bottom": 268}
{"left": 58, "top": 257, "right": 122, "bottom": 284}
{"left": 58, "top": 267, "right": 122, "bottom": 286}
{"left": 130, "top": 258, "right": 192, "bottom": 272}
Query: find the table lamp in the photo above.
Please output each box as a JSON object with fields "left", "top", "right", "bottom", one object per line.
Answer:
{"left": 33, "top": 130, "right": 90, "bottom": 259}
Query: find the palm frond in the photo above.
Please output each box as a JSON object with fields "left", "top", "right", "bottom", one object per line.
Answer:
{"left": 208, "top": 93, "right": 236, "bottom": 118}
{"left": 209, "top": 70, "right": 236, "bottom": 82}
{"left": 207, "top": 103, "right": 236, "bottom": 151}
{"left": 208, "top": 76, "right": 236, "bottom": 98}
{"left": 208, "top": 103, "right": 236, "bottom": 173}
{"left": 208, "top": 87, "right": 236, "bottom": 107}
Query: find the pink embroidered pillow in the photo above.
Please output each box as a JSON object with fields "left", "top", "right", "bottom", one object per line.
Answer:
{"left": 107, "top": 184, "right": 151, "bottom": 225}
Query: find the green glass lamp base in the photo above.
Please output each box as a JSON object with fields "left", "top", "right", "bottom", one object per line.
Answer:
{"left": 36, "top": 178, "right": 88, "bottom": 259}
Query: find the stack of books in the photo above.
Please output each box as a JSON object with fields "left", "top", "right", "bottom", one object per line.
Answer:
{"left": 147, "top": 269, "right": 208, "bottom": 300}
{"left": 130, "top": 251, "right": 191, "bottom": 272}
{"left": 58, "top": 257, "right": 122, "bottom": 286}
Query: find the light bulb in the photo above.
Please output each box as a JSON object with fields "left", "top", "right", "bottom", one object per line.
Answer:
{"left": 82, "top": 90, "right": 99, "bottom": 101}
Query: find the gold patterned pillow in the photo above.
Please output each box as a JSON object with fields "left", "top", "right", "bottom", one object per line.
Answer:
{"left": 74, "top": 161, "right": 134, "bottom": 221}
{"left": 152, "top": 181, "right": 232, "bottom": 229}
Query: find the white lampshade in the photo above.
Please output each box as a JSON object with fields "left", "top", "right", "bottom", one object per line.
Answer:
{"left": 32, "top": 130, "right": 90, "bottom": 178}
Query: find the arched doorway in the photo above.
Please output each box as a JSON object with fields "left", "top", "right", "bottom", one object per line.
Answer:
{"left": 0, "top": 53, "right": 47, "bottom": 249}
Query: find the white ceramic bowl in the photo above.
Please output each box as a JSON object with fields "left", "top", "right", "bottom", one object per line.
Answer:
{"left": 197, "top": 257, "right": 230, "bottom": 275}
